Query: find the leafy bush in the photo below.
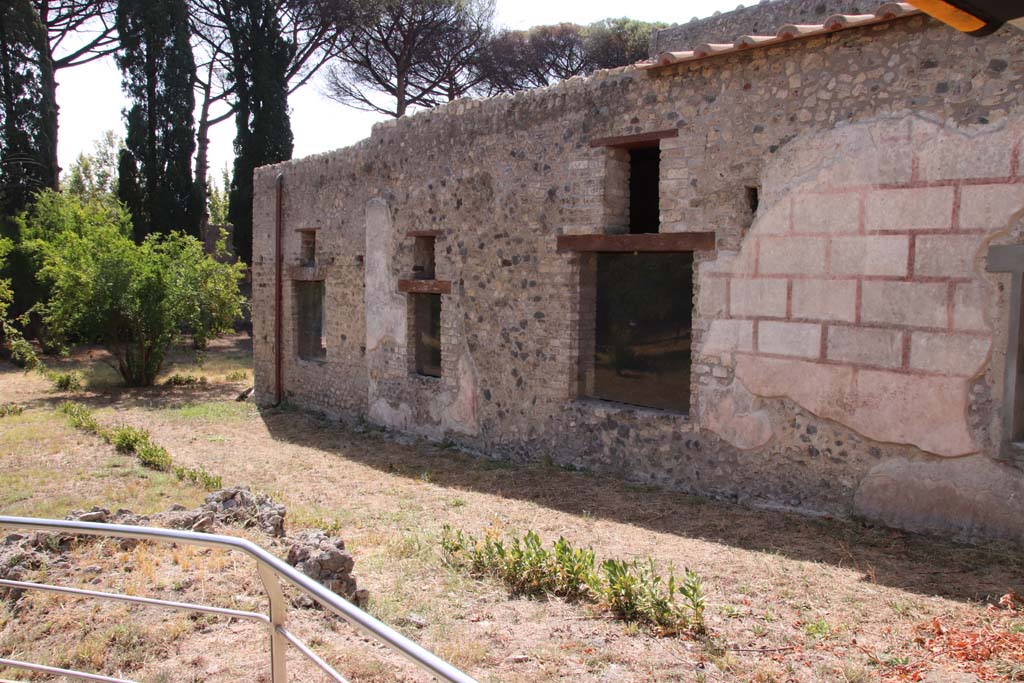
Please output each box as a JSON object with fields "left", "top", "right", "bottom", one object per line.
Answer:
{"left": 224, "top": 369, "right": 248, "bottom": 382}
{"left": 594, "top": 559, "right": 705, "bottom": 634}
{"left": 441, "top": 525, "right": 706, "bottom": 634}
{"left": 111, "top": 425, "right": 150, "bottom": 454}
{"left": 57, "top": 401, "right": 106, "bottom": 438}
{"left": 0, "top": 403, "right": 24, "bottom": 417}
{"left": 50, "top": 370, "right": 83, "bottom": 391}
{"left": 136, "top": 442, "right": 172, "bottom": 471}
{"left": 163, "top": 373, "right": 205, "bottom": 387}
{"left": 36, "top": 226, "right": 244, "bottom": 387}
{"left": 172, "top": 465, "right": 223, "bottom": 490}
{"left": 0, "top": 237, "right": 39, "bottom": 369}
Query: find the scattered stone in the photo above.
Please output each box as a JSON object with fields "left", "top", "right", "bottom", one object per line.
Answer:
{"left": 285, "top": 530, "right": 365, "bottom": 608}
{"left": 506, "top": 654, "right": 531, "bottom": 664}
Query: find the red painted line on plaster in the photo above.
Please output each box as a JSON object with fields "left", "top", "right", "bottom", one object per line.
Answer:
{"left": 858, "top": 189, "right": 866, "bottom": 235}
{"left": 947, "top": 281, "right": 956, "bottom": 332}
{"left": 751, "top": 318, "right": 759, "bottom": 352}
{"left": 725, "top": 277, "right": 732, "bottom": 318}
{"left": 910, "top": 154, "right": 920, "bottom": 184}
{"left": 786, "top": 279, "right": 794, "bottom": 319}
{"left": 901, "top": 331, "right": 912, "bottom": 370}
{"left": 722, "top": 273, "right": 972, "bottom": 284}
{"left": 753, "top": 238, "right": 761, "bottom": 277}
{"left": 723, "top": 316, "right": 991, "bottom": 337}
{"left": 951, "top": 184, "right": 962, "bottom": 231}
{"left": 1011, "top": 139, "right": 1021, "bottom": 178}
{"left": 819, "top": 324, "right": 829, "bottom": 361}
{"left": 854, "top": 279, "right": 863, "bottom": 325}
{"left": 824, "top": 238, "right": 832, "bottom": 274}
{"left": 730, "top": 350, "right": 979, "bottom": 379}
{"left": 907, "top": 233, "right": 917, "bottom": 281}
{"left": 872, "top": 177, "right": 1024, "bottom": 190}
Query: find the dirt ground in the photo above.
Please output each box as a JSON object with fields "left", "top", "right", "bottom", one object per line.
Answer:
{"left": 1, "top": 335, "right": 1023, "bottom": 683}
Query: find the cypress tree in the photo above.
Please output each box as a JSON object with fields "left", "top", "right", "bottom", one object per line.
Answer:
{"left": 115, "top": 0, "right": 199, "bottom": 241}
{"left": 0, "top": 0, "right": 49, "bottom": 221}
{"left": 225, "top": 0, "right": 294, "bottom": 265}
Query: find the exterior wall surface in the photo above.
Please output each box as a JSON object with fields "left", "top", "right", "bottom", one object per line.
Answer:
{"left": 253, "top": 12, "right": 1024, "bottom": 544}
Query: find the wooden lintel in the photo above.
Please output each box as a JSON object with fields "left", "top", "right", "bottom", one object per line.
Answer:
{"left": 397, "top": 279, "right": 452, "bottom": 294}
{"left": 556, "top": 232, "right": 716, "bottom": 253}
{"left": 589, "top": 129, "right": 679, "bottom": 149}
{"left": 407, "top": 230, "right": 442, "bottom": 238}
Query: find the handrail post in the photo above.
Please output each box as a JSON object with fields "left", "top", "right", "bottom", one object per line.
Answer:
{"left": 256, "top": 561, "right": 289, "bottom": 682}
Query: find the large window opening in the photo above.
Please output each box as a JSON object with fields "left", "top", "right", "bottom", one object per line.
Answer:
{"left": 296, "top": 281, "right": 326, "bottom": 360}
{"left": 588, "top": 252, "right": 693, "bottom": 413}
{"left": 414, "top": 293, "right": 442, "bottom": 377}
{"left": 629, "top": 147, "right": 661, "bottom": 234}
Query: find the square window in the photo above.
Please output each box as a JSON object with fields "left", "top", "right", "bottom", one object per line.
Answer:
{"left": 295, "top": 281, "right": 326, "bottom": 360}
{"left": 587, "top": 252, "right": 693, "bottom": 412}
{"left": 414, "top": 293, "right": 442, "bottom": 377}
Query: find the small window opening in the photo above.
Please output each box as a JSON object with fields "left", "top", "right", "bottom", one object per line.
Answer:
{"left": 587, "top": 252, "right": 693, "bottom": 412}
{"left": 746, "top": 186, "right": 760, "bottom": 215}
{"left": 299, "top": 230, "right": 316, "bottom": 266}
{"left": 414, "top": 293, "right": 442, "bottom": 377}
{"left": 413, "top": 235, "right": 436, "bottom": 280}
{"left": 629, "top": 147, "right": 661, "bottom": 234}
{"left": 296, "top": 281, "right": 326, "bottom": 360}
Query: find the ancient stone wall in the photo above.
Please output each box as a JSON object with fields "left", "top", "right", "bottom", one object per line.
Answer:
{"left": 253, "top": 13, "right": 1024, "bottom": 544}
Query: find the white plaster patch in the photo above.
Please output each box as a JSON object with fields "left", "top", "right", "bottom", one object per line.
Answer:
{"left": 700, "top": 379, "right": 774, "bottom": 450}
{"left": 369, "top": 398, "right": 414, "bottom": 432}
{"left": 364, "top": 199, "right": 407, "bottom": 354}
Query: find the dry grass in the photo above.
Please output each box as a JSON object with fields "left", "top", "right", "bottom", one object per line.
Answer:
{"left": 2, "top": 334, "right": 1023, "bottom": 682}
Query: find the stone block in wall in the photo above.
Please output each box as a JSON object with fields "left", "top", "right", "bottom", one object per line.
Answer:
{"left": 756, "top": 321, "right": 821, "bottom": 359}
{"left": 792, "top": 192, "right": 859, "bottom": 234}
{"left": 792, "top": 279, "right": 856, "bottom": 322}
{"left": 916, "top": 134, "right": 1014, "bottom": 182}
{"left": 952, "top": 281, "right": 990, "bottom": 332}
{"left": 830, "top": 235, "right": 909, "bottom": 277}
{"left": 702, "top": 319, "right": 754, "bottom": 354}
{"left": 958, "top": 183, "right": 1024, "bottom": 230}
{"left": 758, "top": 237, "right": 826, "bottom": 275}
{"left": 730, "top": 277, "right": 787, "bottom": 318}
{"left": 909, "top": 331, "right": 990, "bottom": 376}
{"left": 861, "top": 281, "right": 948, "bottom": 328}
{"left": 864, "top": 187, "right": 954, "bottom": 232}
{"left": 753, "top": 199, "right": 790, "bottom": 234}
{"left": 826, "top": 325, "right": 903, "bottom": 369}
{"left": 698, "top": 276, "right": 729, "bottom": 317}
{"left": 914, "top": 234, "right": 981, "bottom": 278}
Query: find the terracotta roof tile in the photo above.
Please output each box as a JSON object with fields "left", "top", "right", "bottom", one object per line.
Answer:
{"left": 639, "top": 2, "right": 921, "bottom": 70}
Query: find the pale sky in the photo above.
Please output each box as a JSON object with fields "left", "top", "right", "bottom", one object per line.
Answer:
{"left": 57, "top": 0, "right": 742, "bottom": 183}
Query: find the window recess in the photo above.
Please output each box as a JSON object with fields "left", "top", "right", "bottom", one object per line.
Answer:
{"left": 987, "top": 244, "right": 1024, "bottom": 457}
{"left": 295, "top": 280, "right": 326, "bottom": 361}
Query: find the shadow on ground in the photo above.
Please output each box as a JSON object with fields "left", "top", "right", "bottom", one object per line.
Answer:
{"left": 260, "top": 406, "right": 1024, "bottom": 606}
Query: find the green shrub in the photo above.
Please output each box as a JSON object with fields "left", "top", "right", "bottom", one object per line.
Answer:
{"left": 163, "top": 373, "right": 206, "bottom": 387}
{"left": 37, "top": 227, "right": 244, "bottom": 387}
{"left": 0, "top": 403, "right": 24, "bottom": 417}
{"left": 111, "top": 425, "right": 150, "bottom": 454}
{"left": 51, "top": 370, "right": 83, "bottom": 392}
{"left": 172, "top": 465, "right": 223, "bottom": 490}
{"left": 135, "top": 442, "right": 171, "bottom": 471}
{"left": 57, "top": 401, "right": 106, "bottom": 438}
{"left": 224, "top": 369, "right": 248, "bottom": 382}
{"left": 441, "top": 525, "right": 706, "bottom": 635}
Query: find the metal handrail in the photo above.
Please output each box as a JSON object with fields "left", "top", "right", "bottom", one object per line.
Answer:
{"left": 0, "top": 516, "right": 479, "bottom": 683}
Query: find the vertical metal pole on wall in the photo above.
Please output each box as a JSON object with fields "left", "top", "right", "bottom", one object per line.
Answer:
{"left": 257, "top": 562, "right": 289, "bottom": 682}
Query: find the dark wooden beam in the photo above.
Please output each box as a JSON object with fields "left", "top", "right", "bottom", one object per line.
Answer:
{"left": 407, "top": 230, "right": 442, "bottom": 238}
{"left": 589, "top": 129, "right": 679, "bottom": 149}
{"left": 556, "top": 232, "right": 716, "bottom": 253}
{"left": 397, "top": 279, "right": 452, "bottom": 294}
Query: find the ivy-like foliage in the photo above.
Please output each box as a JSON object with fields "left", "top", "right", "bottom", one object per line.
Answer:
{"left": 37, "top": 222, "right": 244, "bottom": 387}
